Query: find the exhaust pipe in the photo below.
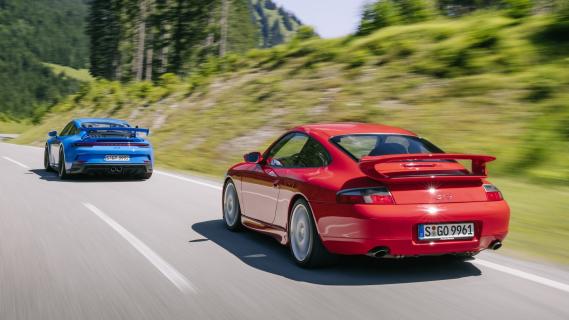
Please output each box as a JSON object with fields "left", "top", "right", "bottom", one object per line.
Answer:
{"left": 367, "top": 247, "right": 389, "bottom": 258}
{"left": 109, "top": 167, "right": 123, "bottom": 174}
{"left": 490, "top": 240, "right": 502, "bottom": 251}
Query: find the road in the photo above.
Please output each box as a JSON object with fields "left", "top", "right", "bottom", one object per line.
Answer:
{"left": 1, "top": 142, "right": 568, "bottom": 320}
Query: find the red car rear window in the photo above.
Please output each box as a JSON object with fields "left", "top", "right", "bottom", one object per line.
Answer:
{"left": 331, "top": 134, "right": 443, "bottom": 161}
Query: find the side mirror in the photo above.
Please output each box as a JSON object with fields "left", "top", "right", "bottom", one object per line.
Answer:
{"left": 244, "top": 152, "right": 262, "bottom": 164}
{"left": 48, "top": 131, "right": 57, "bottom": 137}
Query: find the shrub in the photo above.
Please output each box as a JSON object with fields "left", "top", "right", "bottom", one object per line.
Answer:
{"left": 294, "top": 26, "right": 319, "bottom": 41}
{"left": 558, "top": 0, "right": 569, "bottom": 22}
{"left": 525, "top": 79, "right": 555, "bottom": 101}
{"left": 357, "top": 0, "right": 401, "bottom": 36}
{"left": 344, "top": 50, "right": 368, "bottom": 69}
{"left": 398, "top": 0, "right": 437, "bottom": 23}
{"left": 503, "top": 0, "right": 534, "bottom": 18}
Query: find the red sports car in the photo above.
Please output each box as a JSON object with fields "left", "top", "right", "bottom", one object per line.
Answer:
{"left": 223, "top": 123, "right": 510, "bottom": 267}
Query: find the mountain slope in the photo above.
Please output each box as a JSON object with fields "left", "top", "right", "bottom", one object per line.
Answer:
{"left": 251, "top": 0, "right": 303, "bottom": 47}
{"left": 0, "top": 0, "right": 89, "bottom": 117}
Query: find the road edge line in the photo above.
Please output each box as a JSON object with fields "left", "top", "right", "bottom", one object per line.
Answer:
{"left": 2, "top": 156, "right": 31, "bottom": 169}
{"left": 82, "top": 202, "right": 196, "bottom": 294}
{"left": 474, "top": 258, "right": 569, "bottom": 294}
{"left": 154, "top": 170, "right": 222, "bottom": 190}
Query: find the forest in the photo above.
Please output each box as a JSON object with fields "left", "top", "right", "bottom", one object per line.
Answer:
{"left": 0, "top": 0, "right": 301, "bottom": 118}
{"left": 0, "top": 0, "right": 89, "bottom": 117}
{"left": 87, "top": 0, "right": 302, "bottom": 81}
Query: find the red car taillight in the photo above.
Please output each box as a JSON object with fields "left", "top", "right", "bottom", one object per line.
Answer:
{"left": 483, "top": 184, "right": 503, "bottom": 201}
{"left": 337, "top": 187, "right": 395, "bottom": 205}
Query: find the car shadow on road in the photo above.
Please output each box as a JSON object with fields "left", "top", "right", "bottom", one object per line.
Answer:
{"left": 192, "top": 220, "right": 482, "bottom": 286}
{"left": 29, "top": 169, "right": 146, "bottom": 183}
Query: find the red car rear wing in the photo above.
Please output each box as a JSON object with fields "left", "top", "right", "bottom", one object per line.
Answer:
{"left": 359, "top": 153, "right": 496, "bottom": 183}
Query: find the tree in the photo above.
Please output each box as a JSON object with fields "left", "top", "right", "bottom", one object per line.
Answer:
{"left": 358, "top": 0, "right": 401, "bottom": 36}
{"left": 226, "top": 0, "right": 259, "bottom": 53}
{"left": 219, "top": 0, "right": 230, "bottom": 57}
{"left": 437, "top": 0, "right": 495, "bottom": 16}
{"left": 264, "top": 0, "right": 277, "bottom": 10}
{"left": 398, "top": 0, "right": 436, "bottom": 23}
{"left": 87, "top": 0, "right": 122, "bottom": 79}
{"left": 133, "top": 0, "right": 149, "bottom": 81}
{"left": 282, "top": 10, "right": 294, "bottom": 31}
{"left": 269, "top": 21, "right": 284, "bottom": 47}
{"left": 357, "top": 0, "right": 437, "bottom": 36}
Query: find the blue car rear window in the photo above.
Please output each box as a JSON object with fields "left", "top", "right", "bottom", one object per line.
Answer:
{"left": 82, "top": 122, "right": 129, "bottom": 128}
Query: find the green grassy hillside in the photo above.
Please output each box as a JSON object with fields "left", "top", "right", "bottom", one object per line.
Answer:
{"left": 12, "top": 12, "right": 569, "bottom": 263}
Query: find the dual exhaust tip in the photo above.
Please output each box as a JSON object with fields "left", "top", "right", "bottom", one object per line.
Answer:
{"left": 367, "top": 241, "right": 502, "bottom": 259}
{"left": 109, "top": 167, "right": 123, "bottom": 174}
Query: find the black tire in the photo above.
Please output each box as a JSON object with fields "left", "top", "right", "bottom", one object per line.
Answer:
{"left": 58, "top": 148, "right": 69, "bottom": 180}
{"left": 44, "top": 146, "right": 54, "bottom": 172}
{"left": 138, "top": 172, "right": 153, "bottom": 180}
{"left": 138, "top": 172, "right": 152, "bottom": 180}
{"left": 288, "top": 198, "right": 336, "bottom": 268}
{"left": 222, "top": 180, "right": 242, "bottom": 231}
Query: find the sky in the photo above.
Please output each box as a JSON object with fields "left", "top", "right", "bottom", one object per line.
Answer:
{"left": 272, "top": 0, "right": 370, "bottom": 38}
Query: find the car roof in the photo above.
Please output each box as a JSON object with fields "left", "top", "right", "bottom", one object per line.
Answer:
{"left": 75, "top": 118, "right": 129, "bottom": 126}
{"left": 292, "top": 123, "right": 417, "bottom": 138}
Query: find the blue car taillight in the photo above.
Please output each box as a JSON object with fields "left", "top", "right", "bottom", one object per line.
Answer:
{"left": 74, "top": 142, "right": 150, "bottom": 147}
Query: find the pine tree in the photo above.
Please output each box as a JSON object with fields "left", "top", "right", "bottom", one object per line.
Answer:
{"left": 265, "top": 0, "right": 277, "bottom": 10}
{"left": 269, "top": 21, "right": 284, "bottom": 47}
{"left": 227, "top": 0, "right": 259, "bottom": 53}
{"left": 358, "top": 0, "right": 401, "bottom": 36}
{"left": 219, "top": 0, "right": 230, "bottom": 57}
{"left": 133, "top": 0, "right": 149, "bottom": 81}
{"left": 87, "top": 0, "right": 122, "bottom": 79}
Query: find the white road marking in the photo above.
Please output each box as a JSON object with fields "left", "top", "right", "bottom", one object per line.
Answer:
{"left": 82, "top": 203, "right": 196, "bottom": 294}
{"left": 155, "top": 170, "right": 222, "bottom": 190}
{"left": 474, "top": 259, "right": 569, "bottom": 294}
{"left": 2, "top": 156, "right": 30, "bottom": 169}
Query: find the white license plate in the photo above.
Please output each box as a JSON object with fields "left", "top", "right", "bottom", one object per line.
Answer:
{"left": 104, "top": 155, "right": 130, "bottom": 162}
{"left": 418, "top": 223, "right": 475, "bottom": 241}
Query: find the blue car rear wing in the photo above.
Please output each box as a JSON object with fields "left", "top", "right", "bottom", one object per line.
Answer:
{"left": 81, "top": 127, "right": 150, "bottom": 136}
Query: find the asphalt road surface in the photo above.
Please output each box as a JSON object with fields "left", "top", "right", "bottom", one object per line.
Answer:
{"left": 1, "top": 142, "right": 568, "bottom": 320}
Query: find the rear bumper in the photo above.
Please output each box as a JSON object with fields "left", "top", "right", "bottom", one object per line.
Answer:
{"left": 69, "top": 163, "right": 153, "bottom": 175}
{"left": 312, "top": 201, "right": 510, "bottom": 256}
{"left": 67, "top": 146, "right": 153, "bottom": 175}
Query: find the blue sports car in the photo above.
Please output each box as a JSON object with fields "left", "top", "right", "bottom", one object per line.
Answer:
{"left": 44, "top": 118, "right": 154, "bottom": 179}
